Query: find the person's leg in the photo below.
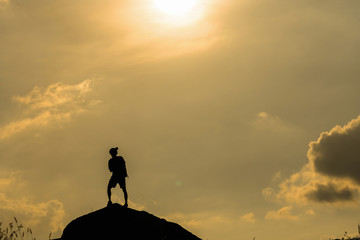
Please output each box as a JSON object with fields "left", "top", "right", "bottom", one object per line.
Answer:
{"left": 120, "top": 179, "right": 128, "bottom": 207}
{"left": 123, "top": 186, "right": 128, "bottom": 207}
{"left": 107, "top": 179, "right": 114, "bottom": 206}
{"left": 107, "top": 185, "right": 112, "bottom": 202}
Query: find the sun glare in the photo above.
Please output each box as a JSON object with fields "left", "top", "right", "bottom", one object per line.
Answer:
{"left": 154, "top": 0, "right": 198, "bottom": 16}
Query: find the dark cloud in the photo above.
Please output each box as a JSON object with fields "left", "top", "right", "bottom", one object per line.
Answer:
{"left": 305, "top": 183, "right": 355, "bottom": 203}
{"left": 271, "top": 116, "right": 360, "bottom": 206}
{"left": 308, "top": 116, "right": 360, "bottom": 183}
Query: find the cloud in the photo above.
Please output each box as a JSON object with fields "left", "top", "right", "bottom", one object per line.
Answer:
{"left": 0, "top": 172, "right": 65, "bottom": 233}
{"left": 308, "top": 115, "right": 360, "bottom": 184}
{"left": 265, "top": 206, "right": 299, "bottom": 221}
{"left": 12, "top": 80, "right": 93, "bottom": 110}
{"left": 262, "top": 187, "right": 275, "bottom": 200}
{"left": 165, "top": 212, "right": 235, "bottom": 239}
{"left": 0, "top": 111, "right": 70, "bottom": 140}
{"left": 305, "top": 209, "right": 316, "bottom": 216}
{"left": 165, "top": 212, "right": 231, "bottom": 229}
{"left": 240, "top": 212, "right": 256, "bottom": 223}
{"left": 267, "top": 115, "right": 360, "bottom": 206}
{"left": 164, "top": 211, "right": 257, "bottom": 240}
{"left": 0, "top": 79, "right": 99, "bottom": 140}
{"left": 0, "top": 172, "right": 23, "bottom": 190}
{"left": 0, "top": 194, "right": 65, "bottom": 232}
{"left": 251, "top": 112, "right": 297, "bottom": 133}
{"left": 275, "top": 165, "right": 359, "bottom": 206}
{"left": 305, "top": 182, "right": 355, "bottom": 203}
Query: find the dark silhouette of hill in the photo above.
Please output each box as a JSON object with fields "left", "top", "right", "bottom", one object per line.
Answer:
{"left": 60, "top": 203, "right": 202, "bottom": 240}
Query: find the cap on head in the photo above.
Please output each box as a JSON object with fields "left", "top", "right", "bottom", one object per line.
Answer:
{"left": 109, "top": 147, "right": 118, "bottom": 156}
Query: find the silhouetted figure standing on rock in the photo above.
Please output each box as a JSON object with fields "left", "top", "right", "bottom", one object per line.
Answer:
{"left": 107, "top": 147, "right": 128, "bottom": 207}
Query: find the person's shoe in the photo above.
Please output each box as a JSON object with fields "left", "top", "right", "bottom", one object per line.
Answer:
{"left": 107, "top": 201, "right": 113, "bottom": 207}
{"left": 124, "top": 203, "right": 128, "bottom": 208}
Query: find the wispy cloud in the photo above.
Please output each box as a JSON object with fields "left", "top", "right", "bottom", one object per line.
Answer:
{"left": 0, "top": 194, "right": 65, "bottom": 232}
{"left": 0, "top": 172, "right": 65, "bottom": 233}
{"left": 0, "top": 111, "right": 70, "bottom": 140}
{"left": 240, "top": 212, "right": 256, "bottom": 223}
{"left": 12, "top": 80, "right": 93, "bottom": 110}
{"left": 265, "top": 206, "right": 299, "bottom": 221}
{"left": 0, "top": 79, "right": 99, "bottom": 140}
{"left": 305, "top": 209, "right": 316, "bottom": 216}
{"left": 165, "top": 210, "right": 257, "bottom": 239}
{"left": 251, "top": 112, "right": 298, "bottom": 134}
{"left": 166, "top": 212, "right": 236, "bottom": 239}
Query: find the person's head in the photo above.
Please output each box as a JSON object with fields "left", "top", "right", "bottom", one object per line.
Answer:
{"left": 109, "top": 147, "right": 118, "bottom": 157}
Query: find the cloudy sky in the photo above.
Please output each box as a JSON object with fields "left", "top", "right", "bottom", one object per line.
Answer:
{"left": 1, "top": 0, "right": 360, "bottom": 239}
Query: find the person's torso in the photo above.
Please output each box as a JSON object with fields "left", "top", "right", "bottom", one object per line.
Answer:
{"left": 109, "top": 156, "right": 126, "bottom": 176}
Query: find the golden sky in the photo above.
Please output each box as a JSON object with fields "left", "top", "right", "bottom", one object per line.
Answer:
{"left": 1, "top": 0, "right": 360, "bottom": 239}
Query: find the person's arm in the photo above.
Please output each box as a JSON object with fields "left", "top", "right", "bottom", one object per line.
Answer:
{"left": 108, "top": 159, "right": 113, "bottom": 172}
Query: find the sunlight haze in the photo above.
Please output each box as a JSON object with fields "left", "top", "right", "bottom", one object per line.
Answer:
{"left": 154, "top": 0, "right": 198, "bottom": 16}
{"left": 1, "top": 0, "right": 360, "bottom": 240}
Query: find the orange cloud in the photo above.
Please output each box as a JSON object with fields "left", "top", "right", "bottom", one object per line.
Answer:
{"left": 0, "top": 194, "right": 65, "bottom": 232}
{"left": 0, "top": 172, "right": 65, "bottom": 233}
{"left": 265, "top": 206, "right": 299, "bottom": 221}
{"left": 252, "top": 112, "right": 299, "bottom": 134}
{"left": 241, "top": 212, "right": 256, "bottom": 223}
{"left": 0, "top": 111, "right": 70, "bottom": 140}
{"left": 0, "top": 79, "right": 99, "bottom": 140}
{"left": 12, "top": 80, "right": 93, "bottom": 110}
{"left": 266, "top": 115, "right": 360, "bottom": 207}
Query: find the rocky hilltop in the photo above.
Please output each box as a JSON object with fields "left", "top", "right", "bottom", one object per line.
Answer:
{"left": 60, "top": 203, "right": 201, "bottom": 240}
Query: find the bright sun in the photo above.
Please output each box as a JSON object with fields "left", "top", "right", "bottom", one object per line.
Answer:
{"left": 154, "top": 0, "right": 198, "bottom": 16}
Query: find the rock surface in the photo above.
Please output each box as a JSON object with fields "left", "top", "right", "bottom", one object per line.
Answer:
{"left": 61, "top": 203, "right": 202, "bottom": 240}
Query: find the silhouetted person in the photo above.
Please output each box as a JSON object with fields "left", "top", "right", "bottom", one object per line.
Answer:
{"left": 107, "top": 147, "right": 128, "bottom": 207}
